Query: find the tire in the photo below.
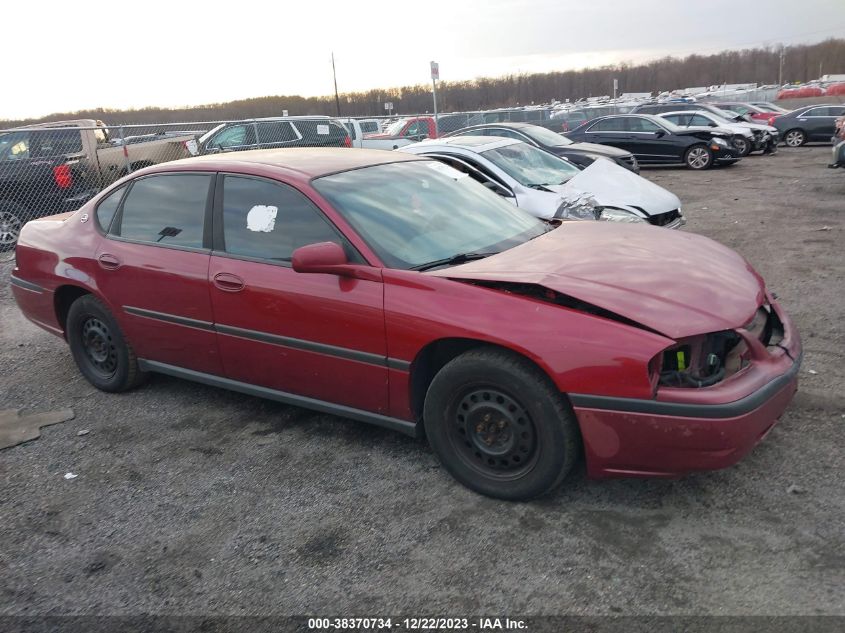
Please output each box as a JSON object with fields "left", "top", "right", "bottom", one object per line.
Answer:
{"left": 732, "top": 136, "right": 751, "bottom": 156}
{"left": 66, "top": 295, "right": 146, "bottom": 392}
{"left": 684, "top": 144, "right": 713, "bottom": 170}
{"left": 0, "top": 201, "right": 26, "bottom": 252}
{"left": 783, "top": 129, "right": 806, "bottom": 147}
{"left": 423, "top": 348, "right": 581, "bottom": 500}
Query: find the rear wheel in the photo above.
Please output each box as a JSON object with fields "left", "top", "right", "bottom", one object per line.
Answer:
{"left": 783, "top": 129, "right": 806, "bottom": 147}
{"left": 423, "top": 348, "right": 580, "bottom": 500}
{"left": 0, "top": 202, "right": 25, "bottom": 251}
{"left": 684, "top": 144, "right": 713, "bottom": 170}
{"left": 66, "top": 295, "right": 146, "bottom": 392}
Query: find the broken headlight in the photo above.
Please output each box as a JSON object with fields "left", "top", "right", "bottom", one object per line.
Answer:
{"left": 599, "top": 208, "right": 648, "bottom": 223}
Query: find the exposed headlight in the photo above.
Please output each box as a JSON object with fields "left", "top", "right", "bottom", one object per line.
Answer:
{"left": 600, "top": 208, "right": 648, "bottom": 223}
{"left": 712, "top": 137, "right": 729, "bottom": 147}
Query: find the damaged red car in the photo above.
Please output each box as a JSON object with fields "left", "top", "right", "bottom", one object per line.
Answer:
{"left": 10, "top": 149, "right": 801, "bottom": 500}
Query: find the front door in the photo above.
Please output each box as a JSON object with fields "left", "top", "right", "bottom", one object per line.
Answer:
{"left": 208, "top": 174, "right": 389, "bottom": 414}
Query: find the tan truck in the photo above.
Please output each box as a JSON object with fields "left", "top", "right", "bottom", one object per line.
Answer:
{"left": 0, "top": 119, "right": 202, "bottom": 248}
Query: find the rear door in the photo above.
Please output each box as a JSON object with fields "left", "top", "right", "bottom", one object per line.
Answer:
{"left": 96, "top": 172, "right": 222, "bottom": 374}
{"left": 207, "top": 174, "right": 389, "bottom": 414}
{"left": 257, "top": 121, "right": 301, "bottom": 148}
{"left": 579, "top": 117, "right": 632, "bottom": 152}
{"left": 801, "top": 106, "right": 845, "bottom": 140}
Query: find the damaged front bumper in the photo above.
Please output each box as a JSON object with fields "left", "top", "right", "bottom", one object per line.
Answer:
{"left": 570, "top": 296, "right": 802, "bottom": 478}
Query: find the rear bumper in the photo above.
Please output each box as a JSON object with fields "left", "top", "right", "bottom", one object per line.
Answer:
{"left": 572, "top": 298, "right": 802, "bottom": 478}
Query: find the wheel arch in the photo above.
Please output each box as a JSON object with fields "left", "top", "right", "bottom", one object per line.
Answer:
{"left": 407, "top": 337, "right": 564, "bottom": 423}
{"left": 54, "top": 284, "right": 93, "bottom": 338}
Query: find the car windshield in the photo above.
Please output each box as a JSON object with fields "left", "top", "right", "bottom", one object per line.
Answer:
{"left": 384, "top": 119, "right": 408, "bottom": 135}
{"left": 482, "top": 142, "right": 581, "bottom": 186}
{"left": 522, "top": 126, "right": 574, "bottom": 147}
{"left": 312, "top": 161, "right": 547, "bottom": 270}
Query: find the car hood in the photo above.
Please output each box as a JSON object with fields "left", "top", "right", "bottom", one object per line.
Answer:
{"left": 674, "top": 127, "right": 731, "bottom": 138}
{"left": 429, "top": 222, "right": 765, "bottom": 339}
{"left": 546, "top": 159, "right": 680, "bottom": 217}
{"left": 562, "top": 142, "right": 630, "bottom": 158}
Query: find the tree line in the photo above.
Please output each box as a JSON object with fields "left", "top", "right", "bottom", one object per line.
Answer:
{"left": 3, "top": 38, "right": 844, "bottom": 127}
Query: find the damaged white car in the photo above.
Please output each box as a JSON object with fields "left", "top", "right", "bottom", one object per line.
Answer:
{"left": 399, "top": 136, "right": 685, "bottom": 228}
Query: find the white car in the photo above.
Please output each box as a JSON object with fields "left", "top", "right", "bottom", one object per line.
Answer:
{"left": 399, "top": 136, "right": 685, "bottom": 228}
{"left": 658, "top": 110, "right": 779, "bottom": 156}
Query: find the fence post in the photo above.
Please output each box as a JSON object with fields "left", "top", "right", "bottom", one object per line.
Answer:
{"left": 118, "top": 126, "right": 132, "bottom": 175}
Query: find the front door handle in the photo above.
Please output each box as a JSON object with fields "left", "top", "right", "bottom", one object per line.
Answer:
{"left": 97, "top": 253, "right": 121, "bottom": 270}
{"left": 213, "top": 272, "right": 245, "bottom": 292}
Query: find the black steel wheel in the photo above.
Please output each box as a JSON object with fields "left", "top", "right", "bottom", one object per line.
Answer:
{"left": 67, "top": 295, "right": 146, "bottom": 392}
{"left": 424, "top": 347, "right": 581, "bottom": 500}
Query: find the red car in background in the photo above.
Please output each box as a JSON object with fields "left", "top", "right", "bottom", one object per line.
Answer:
{"left": 714, "top": 102, "right": 789, "bottom": 126}
{"left": 10, "top": 149, "right": 802, "bottom": 500}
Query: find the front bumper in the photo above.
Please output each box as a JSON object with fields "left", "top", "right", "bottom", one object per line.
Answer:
{"left": 571, "top": 298, "right": 802, "bottom": 478}
{"left": 714, "top": 145, "right": 742, "bottom": 163}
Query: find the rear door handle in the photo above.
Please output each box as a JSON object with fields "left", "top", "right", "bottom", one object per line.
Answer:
{"left": 97, "top": 253, "right": 121, "bottom": 270}
{"left": 213, "top": 272, "right": 245, "bottom": 292}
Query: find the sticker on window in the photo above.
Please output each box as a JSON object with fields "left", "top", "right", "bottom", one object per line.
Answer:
{"left": 316, "top": 124, "right": 330, "bottom": 135}
{"left": 425, "top": 161, "right": 468, "bottom": 180}
{"left": 246, "top": 205, "right": 278, "bottom": 233}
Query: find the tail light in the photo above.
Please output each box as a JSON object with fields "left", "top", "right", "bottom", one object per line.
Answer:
{"left": 53, "top": 164, "right": 72, "bottom": 189}
{"left": 768, "top": 116, "right": 777, "bottom": 126}
{"left": 343, "top": 135, "right": 352, "bottom": 148}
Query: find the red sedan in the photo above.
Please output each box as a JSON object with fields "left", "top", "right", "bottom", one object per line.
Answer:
{"left": 10, "top": 149, "right": 802, "bottom": 500}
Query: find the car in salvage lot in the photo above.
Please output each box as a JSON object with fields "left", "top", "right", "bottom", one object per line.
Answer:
{"left": 400, "top": 136, "right": 684, "bottom": 227}
{"left": 771, "top": 104, "right": 845, "bottom": 147}
{"left": 10, "top": 148, "right": 802, "bottom": 500}
{"left": 565, "top": 114, "right": 742, "bottom": 169}
{"left": 657, "top": 110, "right": 779, "bottom": 156}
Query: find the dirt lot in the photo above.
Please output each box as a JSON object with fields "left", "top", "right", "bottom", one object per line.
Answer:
{"left": 0, "top": 146, "right": 843, "bottom": 618}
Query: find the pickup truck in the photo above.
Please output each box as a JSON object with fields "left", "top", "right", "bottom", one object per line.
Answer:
{"left": 340, "top": 118, "right": 415, "bottom": 150}
{"left": 0, "top": 119, "right": 199, "bottom": 249}
{"left": 365, "top": 116, "right": 442, "bottom": 144}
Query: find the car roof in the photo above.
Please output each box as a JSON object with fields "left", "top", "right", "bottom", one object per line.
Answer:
{"left": 405, "top": 136, "right": 521, "bottom": 151}
{"left": 660, "top": 110, "right": 718, "bottom": 117}
{"left": 145, "top": 148, "right": 424, "bottom": 179}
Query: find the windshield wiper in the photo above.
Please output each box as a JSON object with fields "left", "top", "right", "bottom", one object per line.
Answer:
{"left": 412, "top": 251, "right": 499, "bottom": 272}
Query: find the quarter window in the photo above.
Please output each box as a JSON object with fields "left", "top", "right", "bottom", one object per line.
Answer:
{"left": 221, "top": 176, "right": 345, "bottom": 262}
{"left": 95, "top": 186, "right": 126, "bottom": 232}
{"left": 114, "top": 174, "right": 211, "bottom": 248}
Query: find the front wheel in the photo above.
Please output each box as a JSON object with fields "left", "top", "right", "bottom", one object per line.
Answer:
{"left": 66, "top": 295, "right": 147, "bottom": 392}
{"left": 732, "top": 136, "right": 751, "bottom": 156}
{"left": 783, "top": 129, "right": 806, "bottom": 147}
{"left": 685, "top": 144, "right": 713, "bottom": 170}
{"left": 423, "top": 348, "right": 581, "bottom": 500}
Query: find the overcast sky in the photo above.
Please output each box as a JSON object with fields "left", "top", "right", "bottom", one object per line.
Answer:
{"left": 3, "top": 0, "right": 844, "bottom": 119}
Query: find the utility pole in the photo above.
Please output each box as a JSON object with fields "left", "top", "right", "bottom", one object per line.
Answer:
{"left": 778, "top": 46, "right": 786, "bottom": 86}
{"left": 430, "top": 61, "right": 439, "bottom": 137}
{"left": 331, "top": 52, "right": 341, "bottom": 117}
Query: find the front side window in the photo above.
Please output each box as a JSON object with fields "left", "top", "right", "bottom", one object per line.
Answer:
{"left": 114, "top": 174, "right": 211, "bottom": 248}
{"left": 689, "top": 114, "right": 714, "bottom": 127}
{"left": 209, "top": 125, "right": 255, "bottom": 149}
{"left": 663, "top": 114, "right": 688, "bottom": 126}
{"left": 221, "top": 176, "right": 344, "bottom": 262}
{"left": 312, "top": 161, "right": 545, "bottom": 270}
{"left": 627, "top": 117, "right": 663, "bottom": 133}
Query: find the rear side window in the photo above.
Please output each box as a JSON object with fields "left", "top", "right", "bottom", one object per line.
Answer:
{"left": 220, "top": 176, "right": 346, "bottom": 262}
{"left": 359, "top": 121, "right": 379, "bottom": 134}
{"left": 114, "top": 174, "right": 211, "bottom": 248}
{"left": 95, "top": 186, "right": 126, "bottom": 232}
{"left": 258, "top": 121, "right": 299, "bottom": 144}
{"left": 588, "top": 118, "right": 626, "bottom": 132}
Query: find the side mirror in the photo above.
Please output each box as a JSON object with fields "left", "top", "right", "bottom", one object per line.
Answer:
{"left": 654, "top": 129, "right": 666, "bottom": 138}
{"left": 292, "top": 241, "right": 349, "bottom": 274}
{"left": 292, "top": 242, "right": 382, "bottom": 281}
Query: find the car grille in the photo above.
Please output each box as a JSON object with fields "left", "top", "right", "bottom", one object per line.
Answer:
{"left": 648, "top": 209, "right": 683, "bottom": 227}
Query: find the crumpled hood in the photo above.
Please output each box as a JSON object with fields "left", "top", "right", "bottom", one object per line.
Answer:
{"left": 430, "top": 222, "right": 765, "bottom": 339}
{"left": 546, "top": 159, "right": 681, "bottom": 217}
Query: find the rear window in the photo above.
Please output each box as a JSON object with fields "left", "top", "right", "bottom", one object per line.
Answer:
{"left": 0, "top": 129, "right": 82, "bottom": 161}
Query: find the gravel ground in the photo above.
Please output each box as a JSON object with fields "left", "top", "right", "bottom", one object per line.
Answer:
{"left": 0, "top": 146, "right": 843, "bottom": 618}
